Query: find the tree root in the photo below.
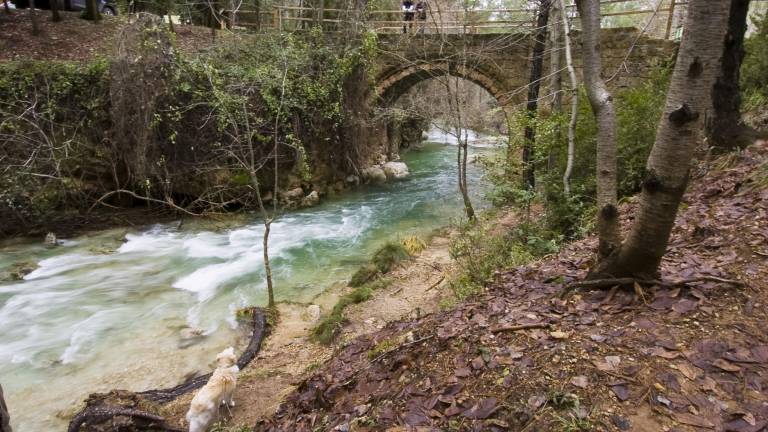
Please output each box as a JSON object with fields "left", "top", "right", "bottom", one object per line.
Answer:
{"left": 561, "top": 275, "right": 745, "bottom": 297}
{"left": 139, "top": 306, "right": 269, "bottom": 403}
{"left": 490, "top": 323, "right": 551, "bottom": 333}
{"left": 67, "top": 307, "right": 269, "bottom": 431}
{"left": 67, "top": 406, "right": 183, "bottom": 432}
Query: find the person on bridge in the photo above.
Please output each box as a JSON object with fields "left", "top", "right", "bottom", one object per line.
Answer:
{"left": 402, "top": 0, "right": 415, "bottom": 33}
{"left": 415, "top": 0, "right": 427, "bottom": 33}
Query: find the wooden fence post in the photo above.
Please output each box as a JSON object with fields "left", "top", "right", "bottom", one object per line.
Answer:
{"left": 664, "top": 0, "right": 676, "bottom": 39}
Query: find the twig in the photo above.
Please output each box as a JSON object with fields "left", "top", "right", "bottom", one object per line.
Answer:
{"left": 490, "top": 323, "right": 551, "bottom": 333}
{"left": 425, "top": 275, "right": 445, "bottom": 291}
{"left": 370, "top": 335, "right": 435, "bottom": 363}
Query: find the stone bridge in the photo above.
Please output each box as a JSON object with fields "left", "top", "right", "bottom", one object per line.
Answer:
{"left": 373, "top": 28, "right": 678, "bottom": 110}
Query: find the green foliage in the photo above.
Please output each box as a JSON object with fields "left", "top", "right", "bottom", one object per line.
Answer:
{"left": 742, "top": 11, "right": 768, "bottom": 110}
{"left": 486, "top": 66, "right": 671, "bottom": 239}
{"left": 349, "top": 264, "right": 379, "bottom": 287}
{"left": 448, "top": 216, "right": 561, "bottom": 300}
{"left": 372, "top": 241, "right": 411, "bottom": 273}
{"left": 367, "top": 338, "right": 398, "bottom": 360}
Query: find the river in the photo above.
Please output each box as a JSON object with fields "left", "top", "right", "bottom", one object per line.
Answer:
{"left": 0, "top": 129, "right": 500, "bottom": 431}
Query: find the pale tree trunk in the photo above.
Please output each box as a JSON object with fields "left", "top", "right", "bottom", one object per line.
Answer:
{"left": 706, "top": 0, "right": 756, "bottom": 150}
{"left": 560, "top": 0, "right": 577, "bottom": 196}
{"left": 594, "top": 0, "right": 732, "bottom": 279}
{"left": 522, "top": 0, "right": 551, "bottom": 189}
{"left": 547, "top": 0, "right": 562, "bottom": 171}
{"left": 576, "top": 0, "right": 620, "bottom": 260}
{"left": 449, "top": 76, "right": 475, "bottom": 221}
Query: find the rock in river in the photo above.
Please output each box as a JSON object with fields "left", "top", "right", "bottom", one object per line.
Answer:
{"left": 383, "top": 161, "right": 409, "bottom": 180}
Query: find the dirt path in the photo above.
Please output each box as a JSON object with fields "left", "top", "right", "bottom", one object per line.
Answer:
{"left": 161, "top": 231, "right": 458, "bottom": 429}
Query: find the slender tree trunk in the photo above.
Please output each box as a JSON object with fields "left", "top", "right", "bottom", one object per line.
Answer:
{"left": 560, "top": 0, "right": 577, "bottom": 196}
{"left": 576, "top": 0, "right": 620, "bottom": 260}
{"left": 522, "top": 0, "right": 551, "bottom": 189}
{"left": 547, "top": 0, "right": 562, "bottom": 171}
{"left": 82, "top": 0, "right": 100, "bottom": 21}
{"left": 29, "top": 0, "right": 41, "bottom": 34}
{"left": 51, "top": 0, "right": 61, "bottom": 22}
{"left": 254, "top": 0, "right": 260, "bottom": 31}
{"left": 593, "top": 0, "right": 731, "bottom": 279}
{"left": 706, "top": 0, "right": 754, "bottom": 150}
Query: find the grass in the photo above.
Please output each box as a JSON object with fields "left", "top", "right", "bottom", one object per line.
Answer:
{"left": 311, "top": 278, "right": 392, "bottom": 344}
{"left": 314, "top": 237, "right": 425, "bottom": 344}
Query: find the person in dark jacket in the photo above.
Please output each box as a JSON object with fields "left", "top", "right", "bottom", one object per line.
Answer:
{"left": 402, "top": 0, "right": 414, "bottom": 33}
{"left": 415, "top": 0, "right": 427, "bottom": 33}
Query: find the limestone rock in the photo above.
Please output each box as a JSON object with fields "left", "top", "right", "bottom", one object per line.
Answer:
{"left": 284, "top": 187, "right": 305, "bottom": 200}
{"left": 301, "top": 191, "right": 320, "bottom": 207}
{"left": 361, "top": 166, "right": 387, "bottom": 184}
{"left": 45, "top": 232, "right": 58, "bottom": 246}
{"left": 345, "top": 175, "right": 360, "bottom": 185}
{"left": 383, "top": 161, "right": 409, "bottom": 180}
{"left": 302, "top": 304, "right": 321, "bottom": 323}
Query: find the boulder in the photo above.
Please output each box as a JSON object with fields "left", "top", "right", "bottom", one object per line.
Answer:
{"left": 361, "top": 166, "right": 387, "bottom": 184}
{"left": 382, "top": 161, "right": 409, "bottom": 180}
{"left": 345, "top": 175, "right": 360, "bottom": 185}
{"left": 45, "top": 232, "right": 58, "bottom": 246}
{"left": 302, "top": 304, "right": 321, "bottom": 323}
{"left": 284, "top": 187, "right": 305, "bottom": 200}
{"left": 301, "top": 191, "right": 320, "bottom": 207}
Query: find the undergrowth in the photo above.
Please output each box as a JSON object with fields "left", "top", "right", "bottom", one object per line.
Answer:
{"left": 312, "top": 277, "right": 392, "bottom": 344}
{"left": 446, "top": 212, "right": 562, "bottom": 303}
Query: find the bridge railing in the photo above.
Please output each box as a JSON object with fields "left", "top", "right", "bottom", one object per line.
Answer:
{"left": 224, "top": 0, "right": 688, "bottom": 39}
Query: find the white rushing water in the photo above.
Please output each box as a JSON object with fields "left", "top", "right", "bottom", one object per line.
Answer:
{"left": 0, "top": 131, "right": 497, "bottom": 431}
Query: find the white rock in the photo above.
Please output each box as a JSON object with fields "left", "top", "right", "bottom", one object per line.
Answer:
{"left": 361, "top": 166, "right": 387, "bottom": 184}
{"left": 382, "top": 161, "right": 409, "bottom": 180}
{"left": 284, "top": 187, "right": 304, "bottom": 200}
{"left": 45, "top": 232, "right": 58, "bottom": 246}
{"left": 302, "top": 304, "right": 321, "bottom": 323}
{"left": 301, "top": 191, "right": 320, "bottom": 207}
{"left": 345, "top": 175, "right": 360, "bottom": 185}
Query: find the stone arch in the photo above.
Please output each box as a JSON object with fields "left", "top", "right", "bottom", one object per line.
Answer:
{"left": 374, "top": 61, "right": 513, "bottom": 110}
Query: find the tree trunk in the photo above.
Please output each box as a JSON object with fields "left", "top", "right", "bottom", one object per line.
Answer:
{"left": 82, "top": 0, "right": 101, "bottom": 21}
{"left": 51, "top": 0, "right": 61, "bottom": 22}
{"left": 254, "top": 0, "right": 260, "bottom": 31}
{"left": 29, "top": 0, "right": 41, "bottom": 35}
{"left": 3, "top": 0, "right": 11, "bottom": 15}
{"left": 705, "top": 0, "right": 754, "bottom": 150}
{"left": 0, "top": 383, "right": 10, "bottom": 432}
{"left": 522, "top": 0, "right": 551, "bottom": 189}
{"left": 547, "top": 0, "right": 562, "bottom": 172}
{"left": 560, "top": 0, "right": 577, "bottom": 197}
{"left": 593, "top": 0, "right": 732, "bottom": 279}
{"left": 576, "top": 0, "right": 620, "bottom": 260}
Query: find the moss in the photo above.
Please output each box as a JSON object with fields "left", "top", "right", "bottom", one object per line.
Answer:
{"left": 372, "top": 241, "right": 410, "bottom": 273}
{"left": 349, "top": 263, "right": 378, "bottom": 287}
{"left": 367, "top": 338, "right": 398, "bottom": 360}
{"left": 311, "top": 278, "right": 391, "bottom": 345}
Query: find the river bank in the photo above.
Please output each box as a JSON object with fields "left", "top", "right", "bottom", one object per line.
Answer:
{"left": 157, "top": 227, "right": 461, "bottom": 429}
{"left": 0, "top": 136, "right": 499, "bottom": 431}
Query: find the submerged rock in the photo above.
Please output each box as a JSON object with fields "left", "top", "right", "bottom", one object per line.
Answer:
{"left": 361, "top": 166, "right": 387, "bottom": 184}
{"left": 301, "top": 191, "right": 320, "bottom": 208}
{"left": 1, "top": 261, "right": 37, "bottom": 281}
{"left": 302, "top": 304, "right": 321, "bottom": 323}
{"left": 382, "top": 161, "right": 409, "bottom": 180}
{"left": 178, "top": 327, "right": 206, "bottom": 349}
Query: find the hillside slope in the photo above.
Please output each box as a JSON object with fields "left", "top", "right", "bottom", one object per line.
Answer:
{"left": 256, "top": 141, "right": 768, "bottom": 432}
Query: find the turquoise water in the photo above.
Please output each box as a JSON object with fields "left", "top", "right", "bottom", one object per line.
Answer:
{"left": 0, "top": 134, "right": 497, "bottom": 431}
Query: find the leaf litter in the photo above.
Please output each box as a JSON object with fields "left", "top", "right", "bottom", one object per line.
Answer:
{"left": 255, "top": 142, "right": 768, "bottom": 431}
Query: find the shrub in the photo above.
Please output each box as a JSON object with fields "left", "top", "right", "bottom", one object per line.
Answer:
{"left": 349, "top": 264, "right": 378, "bottom": 287}
{"left": 372, "top": 242, "right": 410, "bottom": 273}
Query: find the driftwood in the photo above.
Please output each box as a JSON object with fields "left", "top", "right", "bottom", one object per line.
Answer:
{"left": 67, "top": 406, "right": 182, "bottom": 432}
{"left": 68, "top": 307, "right": 269, "bottom": 431}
